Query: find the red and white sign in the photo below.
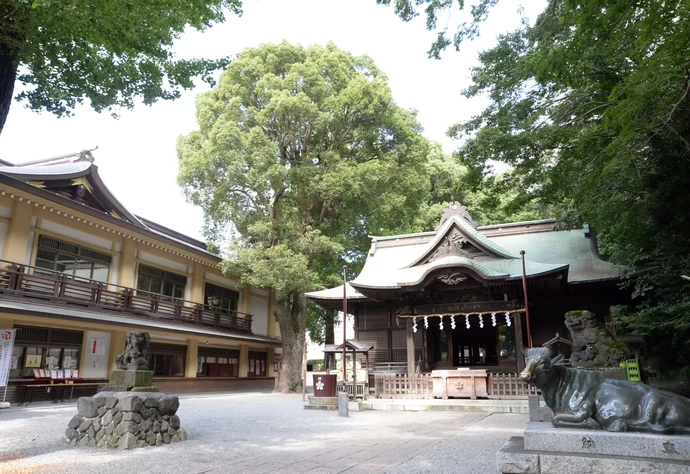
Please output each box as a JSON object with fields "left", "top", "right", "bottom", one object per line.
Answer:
{"left": 0, "top": 329, "right": 16, "bottom": 387}
{"left": 89, "top": 338, "right": 106, "bottom": 356}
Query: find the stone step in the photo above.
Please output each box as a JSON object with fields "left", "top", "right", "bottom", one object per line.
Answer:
{"left": 361, "top": 398, "right": 530, "bottom": 413}
{"left": 497, "top": 436, "right": 690, "bottom": 474}
{"left": 523, "top": 421, "right": 690, "bottom": 462}
{"left": 307, "top": 396, "right": 339, "bottom": 406}
{"left": 304, "top": 404, "right": 338, "bottom": 411}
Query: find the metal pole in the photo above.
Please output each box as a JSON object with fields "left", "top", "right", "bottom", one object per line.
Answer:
{"left": 342, "top": 265, "right": 348, "bottom": 393}
{"left": 520, "top": 250, "right": 533, "bottom": 348}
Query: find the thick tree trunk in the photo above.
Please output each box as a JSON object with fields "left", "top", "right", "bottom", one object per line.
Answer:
{"left": 0, "top": 43, "right": 19, "bottom": 136}
{"left": 274, "top": 291, "right": 307, "bottom": 393}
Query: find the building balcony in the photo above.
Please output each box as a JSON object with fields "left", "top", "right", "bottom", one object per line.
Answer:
{"left": 0, "top": 259, "right": 253, "bottom": 333}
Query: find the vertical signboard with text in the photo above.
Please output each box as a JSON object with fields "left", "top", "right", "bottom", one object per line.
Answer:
{"left": 0, "top": 329, "right": 16, "bottom": 388}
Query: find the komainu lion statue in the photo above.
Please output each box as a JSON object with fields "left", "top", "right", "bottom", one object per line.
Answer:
{"left": 114, "top": 331, "right": 151, "bottom": 370}
{"left": 565, "top": 310, "right": 630, "bottom": 366}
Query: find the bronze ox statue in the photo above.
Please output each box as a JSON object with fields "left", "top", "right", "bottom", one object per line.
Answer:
{"left": 520, "top": 347, "right": 690, "bottom": 434}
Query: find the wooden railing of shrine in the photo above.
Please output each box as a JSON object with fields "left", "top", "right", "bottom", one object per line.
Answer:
{"left": 0, "top": 260, "right": 253, "bottom": 333}
{"left": 487, "top": 371, "right": 531, "bottom": 399}
{"left": 374, "top": 374, "right": 433, "bottom": 399}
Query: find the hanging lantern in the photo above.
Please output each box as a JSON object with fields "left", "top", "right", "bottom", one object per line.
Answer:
{"left": 413, "top": 317, "right": 418, "bottom": 333}
{"left": 424, "top": 316, "right": 429, "bottom": 329}
{"left": 479, "top": 313, "right": 484, "bottom": 328}
{"left": 439, "top": 315, "right": 444, "bottom": 330}
{"left": 465, "top": 314, "right": 470, "bottom": 329}
{"left": 491, "top": 312, "right": 497, "bottom": 327}
{"left": 450, "top": 315, "right": 456, "bottom": 329}
{"left": 505, "top": 312, "right": 511, "bottom": 327}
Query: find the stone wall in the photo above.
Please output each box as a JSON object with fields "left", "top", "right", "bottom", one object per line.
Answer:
{"left": 64, "top": 391, "right": 187, "bottom": 449}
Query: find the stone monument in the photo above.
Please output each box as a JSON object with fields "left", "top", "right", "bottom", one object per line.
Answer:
{"left": 496, "top": 347, "right": 690, "bottom": 473}
{"left": 64, "top": 331, "right": 187, "bottom": 449}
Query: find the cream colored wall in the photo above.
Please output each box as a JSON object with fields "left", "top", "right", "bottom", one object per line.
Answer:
{"left": 0, "top": 184, "right": 281, "bottom": 380}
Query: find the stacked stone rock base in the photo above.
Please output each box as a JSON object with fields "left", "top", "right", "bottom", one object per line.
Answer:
{"left": 497, "top": 422, "right": 690, "bottom": 473}
{"left": 64, "top": 391, "right": 186, "bottom": 449}
{"left": 304, "top": 395, "right": 338, "bottom": 411}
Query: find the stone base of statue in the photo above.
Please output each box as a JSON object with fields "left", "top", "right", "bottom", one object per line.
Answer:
{"left": 497, "top": 422, "right": 690, "bottom": 473}
{"left": 104, "top": 369, "right": 158, "bottom": 392}
{"left": 64, "top": 392, "right": 186, "bottom": 449}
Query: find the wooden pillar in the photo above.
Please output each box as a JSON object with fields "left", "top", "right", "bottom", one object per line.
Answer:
{"left": 109, "top": 330, "right": 127, "bottom": 373}
{"left": 266, "top": 348, "right": 275, "bottom": 377}
{"left": 185, "top": 339, "right": 199, "bottom": 378}
{"left": 267, "top": 290, "right": 277, "bottom": 337}
{"left": 3, "top": 200, "right": 33, "bottom": 263}
{"left": 406, "top": 318, "right": 415, "bottom": 376}
{"left": 239, "top": 344, "right": 249, "bottom": 378}
{"left": 117, "top": 238, "right": 136, "bottom": 288}
{"left": 191, "top": 263, "right": 204, "bottom": 305}
{"left": 514, "top": 312, "right": 525, "bottom": 373}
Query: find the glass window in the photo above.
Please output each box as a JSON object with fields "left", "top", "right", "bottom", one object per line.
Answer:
{"left": 204, "top": 283, "right": 240, "bottom": 313}
{"left": 248, "top": 351, "right": 267, "bottom": 377}
{"left": 12, "top": 346, "right": 81, "bottom": 378}
{"left": 34, "top": 236, "right": 111, "bottom": 283}
{"left": 137, "top": 264, "right": 186, "bottom": 299}
{"left": 145, "top": 343, "right": 186, "bottom": 376}
{"left": 197, "top": 348, "right": 240, "bottom": 377}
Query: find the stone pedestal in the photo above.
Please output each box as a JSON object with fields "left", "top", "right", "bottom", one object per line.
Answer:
{"left": 106, "top": 369, "right": 158, "bottom": 392}
{"left": 64, "top": 392, "right": 185, "bottom": 449}
{"left": 497, "top": 422, "right": 690, "bottom": 473}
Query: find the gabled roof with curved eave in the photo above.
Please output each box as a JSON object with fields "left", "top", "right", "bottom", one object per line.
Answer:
{"left": 0, "top": 158, "right": 143, "bottom": 226}
{"left": 308, "top": 203, "right": 630, "bottom": 307}
{"left": 407, "top": 214, "right": 518, "bottom": 267}
{"left": 0, "top": 150, "right": 218, "bottom": 259}
{"left": 349, "top": 206, "right": 568, "bottom": 293}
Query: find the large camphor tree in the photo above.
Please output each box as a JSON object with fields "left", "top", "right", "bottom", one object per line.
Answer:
{"left": 381, "top": 0, "right": 690, "bottom": 375}
{"left": 177, "top": 41, "right": 430, "bottom": 392}
{"left": 0, "top": 0, "right": 242, "bottom": 135}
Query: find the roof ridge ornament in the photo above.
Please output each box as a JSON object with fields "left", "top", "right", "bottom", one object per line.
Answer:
{"left": 436, "top": 201, "right": 478, "bottom": 230}
{"left": 426, "top": 228, "right": 474, "bottom": 263}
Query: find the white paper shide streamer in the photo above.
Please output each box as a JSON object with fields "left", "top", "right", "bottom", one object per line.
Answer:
{"left": 479, "top": 313, "right": 484, "bottom": 328}
{"left": 412, "top": 317, "right": 417, "bottom": 333}
{"left": 505, "top": 312, "right": 511, "bottom": 327}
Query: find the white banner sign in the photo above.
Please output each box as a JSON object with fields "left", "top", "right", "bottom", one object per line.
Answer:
{"left": 0, "top": 329, "right": 16, "bottom": 388}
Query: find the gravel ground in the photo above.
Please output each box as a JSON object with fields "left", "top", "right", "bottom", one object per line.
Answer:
{"left": 0, "top": 392, "right": 528, "bottom": 474}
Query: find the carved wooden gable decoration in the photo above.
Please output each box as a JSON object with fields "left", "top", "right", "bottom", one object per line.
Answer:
{"left": 424, "top": 226, "right": 488, "bottom": 263}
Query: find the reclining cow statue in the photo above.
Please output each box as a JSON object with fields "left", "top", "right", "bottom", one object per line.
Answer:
{"left": 520, "top": 347, "right": 690, "bottom": 434}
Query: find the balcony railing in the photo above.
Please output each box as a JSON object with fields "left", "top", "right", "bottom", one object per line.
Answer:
{"left": 0, "top": 260, "right": 252, "bottom": 333}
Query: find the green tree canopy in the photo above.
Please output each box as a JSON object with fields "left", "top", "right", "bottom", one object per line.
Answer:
{"left": 177, "top": 41, "right": 430, "bottom": 392}
{"left": 384, "top": 0, "right": 690, "bottom": 374}
{"left": 0, "top": 0, "right": 242, "bottom": 135}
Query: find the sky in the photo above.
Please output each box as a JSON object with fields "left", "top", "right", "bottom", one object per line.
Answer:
{"left": 0, "top": 0, "right": 545, "bottom": 242}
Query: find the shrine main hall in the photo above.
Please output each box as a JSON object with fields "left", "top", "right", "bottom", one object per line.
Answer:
{"left": 306, "top": 203, "right": 628, "bottom": 379}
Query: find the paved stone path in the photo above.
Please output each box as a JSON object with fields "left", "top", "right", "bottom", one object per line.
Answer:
{"left": 0, "top": 392, "right": 528, "bottom": 473}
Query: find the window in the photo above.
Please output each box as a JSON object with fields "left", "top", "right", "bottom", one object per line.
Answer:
{"left": 204, "top": 283, "right": 239, "bottom": 312}
{"left": 10, "top": 326, "right": 83, "bottom": 379}
{"left": 137, "top": 264, "right": 186, "bottom": 299}
{"left": 248, "top": 351, "right": 267, "bottom": 377}
{"left": 145, "top": 343, "right": 186, "bottom": 377}
{"left": 34, "top": 236, "right": 111, "bottom": 283}
{"left": 197, "top": 347, "right": 240, "bottom": 377}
